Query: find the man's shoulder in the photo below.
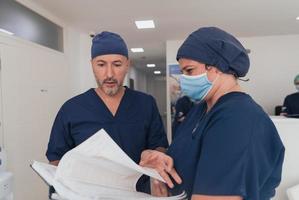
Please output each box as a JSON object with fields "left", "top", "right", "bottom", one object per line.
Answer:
{"left": 62, "top": 89, "right": 94, "bottom": 108}
{"left": 286, "top": 92, "right": 299, "bottom": 99}
{"left": 126, "top": 88, "right": 154, "bottom": 102}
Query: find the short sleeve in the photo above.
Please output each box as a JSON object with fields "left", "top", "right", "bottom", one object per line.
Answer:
{"left": 46, "top": 107, "right": 75, "bottom": 161}
{"left": 283, "top": 96, "right": 290, "bottom": 114}
{"left": 146, "top": 96, "right": 169, "bottom": 149}
{"left": 192, "top": 114, "right": 284, "bottom": 199}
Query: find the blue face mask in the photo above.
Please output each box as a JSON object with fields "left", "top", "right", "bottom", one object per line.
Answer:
{"left": 180, "top": 73, "right": 213, "bottom": 102}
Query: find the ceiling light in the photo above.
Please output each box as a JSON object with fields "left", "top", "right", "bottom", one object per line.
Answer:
{"left": 154, "top": 70, "right": 161, "bottom": 74}
{"left": 131, "top": 48, "right": 144, "bottom": 53}
{"left": 147, "top": 64, "right": 156, "bottom": 68}
{"left": 0, "top": 28, "right": 14, "bottom": 35}
{"left": 296, "top": 16, "right": 299, "bottom": 20}
{"left": 135, "top": 20, "right": 155, "bottom": 29}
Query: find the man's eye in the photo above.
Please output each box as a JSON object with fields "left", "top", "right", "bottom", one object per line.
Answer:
{"left": 97, "top": 63, "right": 105, "bottom": 67}
{"left": 114, "top": 63, "right": 122, "bottom": 67}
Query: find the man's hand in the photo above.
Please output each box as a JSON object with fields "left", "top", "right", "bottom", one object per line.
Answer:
{"left": 139, "top": 150, "right": 182, "bottom": 188}
{"left": 49, "top": 160, "right": 59, "bottom": 166}
{"left": 151, "top": 179, "right": 168, "bottom": 197}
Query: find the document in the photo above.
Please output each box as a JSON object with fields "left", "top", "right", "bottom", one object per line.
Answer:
{"left": 32, "top": 129, "right": 186, "bottom": 200}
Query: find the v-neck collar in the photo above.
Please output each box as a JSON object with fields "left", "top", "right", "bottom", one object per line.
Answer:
{"left": 91, "top": 87, "right": 130, "bottom": 119}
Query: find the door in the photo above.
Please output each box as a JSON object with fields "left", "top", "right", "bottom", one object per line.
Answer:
{"left": 0, "top": 39, "right": 71, "bottom": 200}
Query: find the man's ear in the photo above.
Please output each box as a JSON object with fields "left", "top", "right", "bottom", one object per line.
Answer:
{"left": 126, "top": 59, "right": 131, "bottom": 71}
{"left": 90, "top": 59, "right": 96, "bottom": 73}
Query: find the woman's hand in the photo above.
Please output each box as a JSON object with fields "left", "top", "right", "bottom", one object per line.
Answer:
{"left": 139, "top": 150, "right": 182, "bottom": 188}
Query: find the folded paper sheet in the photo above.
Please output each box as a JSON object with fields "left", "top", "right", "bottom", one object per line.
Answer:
{"left": 32, "top": 129, "right": 186, "bottom": 200}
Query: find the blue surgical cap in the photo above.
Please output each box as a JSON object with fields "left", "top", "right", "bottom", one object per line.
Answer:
{"left": 176, "top": 27, "right": 250, "bottom": 77}
{"left": 91, "top": 31, "right": 128, "bottom": 59}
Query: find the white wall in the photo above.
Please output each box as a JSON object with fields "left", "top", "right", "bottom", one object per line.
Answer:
{"left": 0, "top": 1, "right": 80, "bottom": 199}
{"left": 127, "top": 67, "right": 147, "bottom": 92}
{"left": 166, "top": 40, "right": 183, "bottom": 138}
{"left": 64, "top": 29, "right": 97, "bottom": 95}
{"left": 146, "top": 75, "right": 168, "bottom": 139}
{"left": 0, "top": 32, "right": 72, "bottom": 199}
{"left": 271, "top": 117, "right": 299, "bottom": 200}
{"left": 239, "top": 35, "right": 299, "bottom": 114}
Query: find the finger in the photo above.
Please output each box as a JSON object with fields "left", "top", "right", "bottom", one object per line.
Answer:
{"left": 159, "top": 170, "right": 174, "bottom": 188}
{"left": 169, "top": 168, "right": 182, "bottom": 184}
{"left": 153, "top": 181, "right": 167, "bottom": 197}
{"left": 164, "top": 156, "right": 174, "bottom": 172}
{"left": 153, "top": 179, "right": 160, "bottom": 185}
{"left": 159, "top": 183, "right": 168, "bottom": 196}
{"left": 152, "top": 180, "right": 164, "bottom": 197}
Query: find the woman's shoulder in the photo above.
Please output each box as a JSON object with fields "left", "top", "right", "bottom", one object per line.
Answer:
{"left": 212, "top": 92, "right": 266, "bottom": 119}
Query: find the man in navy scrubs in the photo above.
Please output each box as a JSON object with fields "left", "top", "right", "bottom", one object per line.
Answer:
{"left": 281, "top": 74, "right": 299, "bottom": 117}
{"left": 46, "top": 31, "right": 168, "bottom": 193}
{"left": 140, "top": 27, "right": 284, "bottom": 200}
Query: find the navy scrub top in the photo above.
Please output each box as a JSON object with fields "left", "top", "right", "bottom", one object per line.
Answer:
{"left": 46, "top": 87, "right": 168, "bottom": 191}
{"left": 168, "top": 92, "right": 284, "bottom": 200}
{"left": 283, "top": 92, "right": 299, "bottom": 115}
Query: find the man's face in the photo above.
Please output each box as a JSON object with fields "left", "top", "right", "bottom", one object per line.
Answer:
{"left": 91, "top": 54, "right": 129, "bottom": 96}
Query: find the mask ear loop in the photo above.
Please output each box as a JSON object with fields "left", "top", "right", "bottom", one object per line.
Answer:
{"left": 204, "top": 64, "right": 220, "bottom": 84}
{"left": 198, "top": 64, "right": 220, "bottom": 103}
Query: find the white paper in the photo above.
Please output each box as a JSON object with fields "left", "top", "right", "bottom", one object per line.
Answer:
{"left": 32, "top": 129, "right": 186, "bottom": 200}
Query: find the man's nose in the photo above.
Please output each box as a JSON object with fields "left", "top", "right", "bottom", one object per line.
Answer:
{"left": 106, "top": 65, "right": 114, "bottom": 78}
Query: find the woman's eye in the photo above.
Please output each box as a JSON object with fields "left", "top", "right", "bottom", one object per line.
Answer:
{"left": 186, "top": 68, "right": 193, "bottom": 74}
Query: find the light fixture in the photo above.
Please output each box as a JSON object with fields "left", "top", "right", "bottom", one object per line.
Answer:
{"left": 135, "top": 20, "right": 155, "bottom": 29}
{"left": 296, "top": 16, "right": 299, "bottom": 20}
{"left": 0, "top": 28, "right": 14, "bottom": 35}
{"left": 154, "top": 70, "right": 161, "bottom": 74}
{"left": 147, "top": 64, "right": 156, "bottom": 68}
{"left": 131, "top": 48, "right": 144, "bottom": 53}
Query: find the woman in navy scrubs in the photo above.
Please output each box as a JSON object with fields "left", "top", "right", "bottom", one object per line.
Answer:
{"left": 140, "top": 27, "right": 285, "bottom": 200}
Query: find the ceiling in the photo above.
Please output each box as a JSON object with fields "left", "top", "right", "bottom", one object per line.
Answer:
{"left": 29, "top": 0, "right": 299, "bottom": 76}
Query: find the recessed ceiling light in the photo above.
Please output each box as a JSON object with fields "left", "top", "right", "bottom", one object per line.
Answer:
{"left": 0, "top": 28, "right": 14, "bottom": 35}
{"left": 154, "top": 70, "right": 161, "bottom": 74}
{"left": 147, "top": 64, "right": 156, "bottom": 68}
{"left": 131, "top": 48, "right": 144, "bottom": 53}
{"left": 135, "top": 20, "right": 155, "bottom": 29}
{"left": 296, "top": 16, "right": 299, "bottom": 20}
